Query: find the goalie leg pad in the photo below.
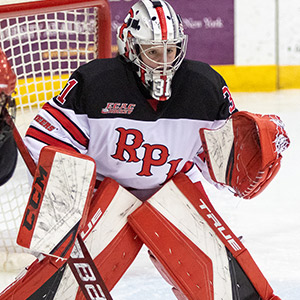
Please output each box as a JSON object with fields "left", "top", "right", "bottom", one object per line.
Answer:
{"left": 128, "top": 173, "right": 281, "bottom": 300}
{"left": 128, "top": 184, "right": 231, "bottom": 299}
{"left": 148, "top": 250, "right": 195, "bottom": 300}
{"left": 55, "top": 177, "right": 144, "bottom": 299}
{"left": 173, "top": 173, "right": 280, "bottom": 300}
{"left": 0, "top": 255, "right": 66, "bottom": 300}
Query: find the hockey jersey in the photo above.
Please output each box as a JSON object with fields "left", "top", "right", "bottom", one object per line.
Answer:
{"left": 24, "top": 56, "right": 236, "bottom": 197}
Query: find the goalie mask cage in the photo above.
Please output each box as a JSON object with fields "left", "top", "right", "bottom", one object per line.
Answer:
{"left": 0, "top": 0, "right": 111, "bottom": 272}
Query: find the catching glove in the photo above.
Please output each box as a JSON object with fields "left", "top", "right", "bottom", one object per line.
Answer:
{"left": 200, "top": 111, "right": 290, "bottom": 199}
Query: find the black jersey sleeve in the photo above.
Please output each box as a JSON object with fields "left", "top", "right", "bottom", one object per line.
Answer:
{"left": 195, "top": 62, "right": 237, "bottom": 120}
{"left": 52, "top": 69, "right": 87, "bottom": 113}
{"left": 169, "top": 60, "right": 237, "bottom": 122}
{"left": 177, "top": 60, "right": 238, "bottom": 187}
{"left": 216, "top": 75, "right": 238, "bottom": 119}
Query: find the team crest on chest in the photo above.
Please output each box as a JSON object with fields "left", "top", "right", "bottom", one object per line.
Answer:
{"left": 102, "top": 102, "right": 136, "bottom": 115}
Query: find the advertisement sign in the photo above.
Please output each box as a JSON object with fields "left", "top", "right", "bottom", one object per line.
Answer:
{"left": 109, "top": 0, "right": 234, "bottom": 65}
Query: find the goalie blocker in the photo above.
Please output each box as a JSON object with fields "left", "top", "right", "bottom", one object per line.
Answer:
{"left": 16, "top": 146, "right": 97, "bottom": 258}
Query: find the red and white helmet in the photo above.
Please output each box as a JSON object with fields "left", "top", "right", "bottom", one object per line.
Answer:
{"left": 117, "top": 0, "right": 187, "bottom": 101}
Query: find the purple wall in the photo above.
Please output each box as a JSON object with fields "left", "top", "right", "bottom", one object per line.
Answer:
{"left": 109, "top": 0, "right": 234, "bottom": 65}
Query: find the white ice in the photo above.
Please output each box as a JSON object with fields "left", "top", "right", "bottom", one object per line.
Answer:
{"left": 1, "top": 89, "right": 299, "bottom": 299}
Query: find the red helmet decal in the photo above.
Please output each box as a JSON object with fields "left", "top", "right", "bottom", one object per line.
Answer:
{"left": 154, "top": 6, "right": 168, "bottom": 40}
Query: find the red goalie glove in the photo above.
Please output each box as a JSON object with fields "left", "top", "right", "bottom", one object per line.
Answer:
{"left": 200, "top": 111, "right": 290, "bottom": 199}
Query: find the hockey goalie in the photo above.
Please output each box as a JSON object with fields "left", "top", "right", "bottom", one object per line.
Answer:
{"left": 0, "top": 0, "right": 290, "bottom": 299}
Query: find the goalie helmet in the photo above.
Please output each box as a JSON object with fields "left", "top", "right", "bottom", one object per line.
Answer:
{"left": 117, "top": 0, "right": 187, "bottom": 101}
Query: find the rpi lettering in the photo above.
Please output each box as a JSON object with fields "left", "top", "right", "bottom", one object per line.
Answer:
{"left": 111, "top": 128, "right": 182, "bottom": 180}
{"left": 23, "top": 166, "right": 48, "bottom": 231}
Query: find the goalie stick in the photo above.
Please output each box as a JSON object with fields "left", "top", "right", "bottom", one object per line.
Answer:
{"left": 3, "top": 107, "right": 36, "bottom": 176}
{"left": 68, "top": 235, "right": 113, "bottom": 300}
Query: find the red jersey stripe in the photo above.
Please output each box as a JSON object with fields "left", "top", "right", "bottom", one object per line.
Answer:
{"left": 42, "top": 103, "right": 89, "bottom": 148}
{"left": 26, "top": 126, "right": 80, "bottom": 153}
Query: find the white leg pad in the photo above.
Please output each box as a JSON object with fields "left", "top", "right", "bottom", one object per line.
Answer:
{"left": 128, "top": 173, "right": 277, "bottom": 300}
